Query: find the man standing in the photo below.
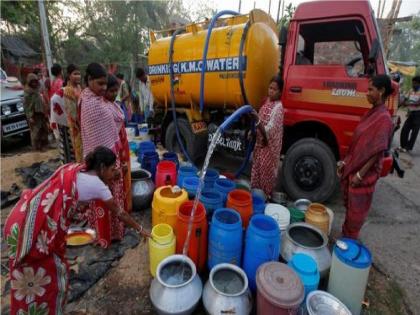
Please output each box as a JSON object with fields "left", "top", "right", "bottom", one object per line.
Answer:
{"left": 400, "top": 76, "right": 420, "bottom": 152}
{"left": 116, "top": 73, "right": 131, "bottom": 123}
{"left": 136, "top": 67, "right": 154, "bottom": 123}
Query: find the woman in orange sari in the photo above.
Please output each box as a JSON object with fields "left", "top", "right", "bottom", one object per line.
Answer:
{"left": 64, "top": 64, "right": 83, "bottom": 162}
{"left": 105, "top": 75, "right": 132, "bottom": 212}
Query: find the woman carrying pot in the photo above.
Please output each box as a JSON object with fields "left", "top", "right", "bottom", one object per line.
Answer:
{"left": 337, "top": 74, "right": 394, "bottom": 239}
{"left": 4, "top": 146, "right": 150, "bottom": 315}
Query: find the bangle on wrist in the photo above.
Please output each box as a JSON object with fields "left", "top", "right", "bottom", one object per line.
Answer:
{"left": 356, "top": 171, "right": 363, "bottom": 181}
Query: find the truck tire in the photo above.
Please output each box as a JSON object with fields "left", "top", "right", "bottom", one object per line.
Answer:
{"left": 165, "top": 119, "right": 207, "bottom": 162}
{"left": 281, "top": 138, "right": 337, "bottom": 202}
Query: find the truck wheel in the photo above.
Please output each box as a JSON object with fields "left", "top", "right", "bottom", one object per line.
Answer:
{"left": 165, "top": 119, "right": 207, "bottom": 162}
{"left": 281, "top": 138, "right": 337, "bottom": 202}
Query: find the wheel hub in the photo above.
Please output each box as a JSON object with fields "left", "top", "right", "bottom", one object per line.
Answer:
{"left": 293, "top": 155, "right": 324, "bottom": 191}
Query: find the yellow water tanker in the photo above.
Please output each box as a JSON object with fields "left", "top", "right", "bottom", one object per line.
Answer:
{"left": 148, "top": 10, "right": 279, "bottom": 110}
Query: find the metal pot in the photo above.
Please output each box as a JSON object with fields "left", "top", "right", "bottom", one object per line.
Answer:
{"left": 294, "top": 199, "right": 311, "bottom": 212}
{"left": 150, "top": 254, "right": 203, "bottom": 315}
{"left": 281, "top": 222, "right": 331, "bottom": 278}
{"left": 131, "top": 169, "right": 155, "bottom": 210}
{"left": 203, "top": 263, "right": 252, "bottom": 315}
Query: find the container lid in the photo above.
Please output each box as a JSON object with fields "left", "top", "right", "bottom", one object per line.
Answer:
{"left": 289, "top": 253, "right": 318, "bottom": 276}
{"left": 265, "top": 203, "right": 290, "bottom": 226}
{"left": 256, "top": 262, "right": 304, "bottom": 308}
{"left": 334, "top": 238, "right": 372, "bottom": 269}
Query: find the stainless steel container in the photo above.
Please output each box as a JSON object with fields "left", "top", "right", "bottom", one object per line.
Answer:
{"left": 150, "top": 254, "right": 203, "bottom": 315}
{"left": 203, "top": 263, "right": 252, "bottom": 315}
{"left": 294, "top": 199, "right": 311, "bottom": 212}
{"left": 131, "top": 169, "right": 155, "bottom": 210}
{"left": 281, "top": 223, "right": 331, "bottom": 277}
{"left": 306, "top": 290, "right": 351, "bottom": 315}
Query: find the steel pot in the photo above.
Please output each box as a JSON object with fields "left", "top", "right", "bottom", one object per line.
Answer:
{"left": 150, "top": 254, "right": 202, "bottom": 315}
{"left": 281, "top": 222, "right": 331, "bottom": 278}
{"left": 203, "top": 263, "right": 252, "bottom": 315}
{"left": 131, "top": 169, "right": 155, "bottom": 210}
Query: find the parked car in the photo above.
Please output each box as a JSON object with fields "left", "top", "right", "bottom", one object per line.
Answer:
{"left": 1, "top": 68, "right": 29, "bottom": 140}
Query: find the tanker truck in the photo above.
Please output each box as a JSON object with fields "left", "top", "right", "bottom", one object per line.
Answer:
{"left": 147, "top": 0, "right": 398, "bottom": 202}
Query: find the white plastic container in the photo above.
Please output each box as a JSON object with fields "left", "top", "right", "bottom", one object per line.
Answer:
{"left": 264, "top": 203, "right": 290, "bottom": 235}
{"left": 327, "top": 239, "right": 372, "bottom": 315}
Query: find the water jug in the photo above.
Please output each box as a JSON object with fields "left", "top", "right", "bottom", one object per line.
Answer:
{"left": 152, "top": 186, "right": 188, "bottom": 229}
{"left": 149, "top": 223, "right": 176, "bottom": 277}
{"left": 227, "top": 189, "right": 253, "bottom": 228}
{"left": 155, "top": 161, "right": 177, "bottom": 188}
{"left": 214, "top": 178, "right": 236, "bottom": 204}
{"left": 328, "top": 238, "right": 372, "bottom": 315}
{"left": 305, "top": 203, "right": 329, "bottom": 236}
{"left": 243, "top": 214, "right": 280, "bottom": 292}
{"left": 287, "top": 253, "right": 320, "bottom": 301}
{"left": 177, "top": 165, "right": 198, "bottom": 186}
{"left": 199, "top": 189, "right": 223, "bottom": 219}
{"left": 162, "top": 152, "right": 179, "bottom": 170}
{"left": 182, "top": 176, "right": 200, "bottom": 199}
{"left": 203, "top": 168, "right": 219, "bottom": 188}
{"left": 208, "top": 208, "right": 243, "bottom": 269}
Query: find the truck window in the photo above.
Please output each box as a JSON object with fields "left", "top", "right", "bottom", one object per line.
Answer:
{"left": 295, "top": 19, "right": 369, "bottom": 77}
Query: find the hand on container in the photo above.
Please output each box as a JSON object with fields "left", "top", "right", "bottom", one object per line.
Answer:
{"left": 137, "top": 225, "right": 151, "bottom": 238}
{"left": 350, "top": 172, "right": 362, "bottom": 187}
{"left": 336, "top": 161, "right": 345, "bottom": 178}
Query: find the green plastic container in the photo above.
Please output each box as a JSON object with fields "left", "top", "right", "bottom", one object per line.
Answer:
{"left": 288, "top": 207, "right": 305, "bottom": 223}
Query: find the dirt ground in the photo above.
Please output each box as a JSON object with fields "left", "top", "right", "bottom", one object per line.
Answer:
{"left": 0, "top": 142, "right": 414, "bottom": 315}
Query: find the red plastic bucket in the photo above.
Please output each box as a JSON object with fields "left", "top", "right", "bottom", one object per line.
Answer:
{"left": 155, "top": 161, "right": 177, "bottom": 188}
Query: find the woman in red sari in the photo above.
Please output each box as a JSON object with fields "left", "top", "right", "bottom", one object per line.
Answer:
{"left": 251, "top": 76, "right": 284, "bottom": 197}
{"left": 79, "top": 63, "right": 127, "bottom": 245}
{"left": 105, "top": 75, "right": 132, "bottom": 212}
{"left": 337, "top": 75, "right": 394, "bottom": 239}
{"left": 4, "top": 146, "right": 149, "bottom": 315}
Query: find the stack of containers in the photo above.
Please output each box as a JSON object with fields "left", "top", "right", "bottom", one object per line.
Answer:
{"left": 203, "top": 168, "right": 219, "bottom": 188}
{"left": 214, "top": 178, "right": 236, "bottom": 205}
{"left": 177, "top": 165, "right": 198, "bottom": 186}
{"left": 287, "top": 253, "right": 320, "bottom": 302}
{"left": 182, "top": 177, "right": 200, "bottom": 199}
{"left": 264, "top": 203, "right": 290, "bottom": 236}
{"left": 208, "top": 208, "right": 243, "bottom": 269}
{"left": 243, "top": 214, "right": 280, "bottom": 292}
{"left": 199, "top": 189, "right": 223, "bottom": 219}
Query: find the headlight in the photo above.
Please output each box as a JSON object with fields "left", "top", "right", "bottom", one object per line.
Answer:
{"left": 2, "top": 104, "right": 11, "bottom": 115}
{"left": 16, "top": 102, "right": 24, "bottom": 112}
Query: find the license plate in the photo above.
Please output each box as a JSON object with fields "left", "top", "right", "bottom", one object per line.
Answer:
{"left": 3, "top": 120, "right": 28, "bottom": 133}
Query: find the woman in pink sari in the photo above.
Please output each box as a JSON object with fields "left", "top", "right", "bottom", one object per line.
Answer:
{"left": 4, "top": 146, "right": 149, "bottom": 315}
{"left": 79, "top": 63, "right": 127, "bottom": 245}
{"left": 251, "top": 76, "right": 284, "bottom": 197}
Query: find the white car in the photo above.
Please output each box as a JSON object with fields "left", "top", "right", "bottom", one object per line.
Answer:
{"left": 1, "top": 68, "right": 29, "bottom": 139}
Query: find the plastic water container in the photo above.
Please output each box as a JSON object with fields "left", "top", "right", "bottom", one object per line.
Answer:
{"left": 162, "top": 152, "right": 179, "bottom": 170}
{"left": 256, "top": 262, "right": 304, "bottom": 315}
{"left": 152, "top": 186, "right": 188, "bottom": 229}
{"left": 137, "top": 141, "right": 156, "bottom": 162}
{"left": 252, "top": 193, "right": 266, "bottom": 215}
{"left": 138, "top": 123, "right": 150, "bottom": 141}
{"left": 126, "top": 122, "right": 139, "bottom": 136}
{"left": 242, "top": 214, "right": 280, "bottom": 292}
{"left": 182, "top": 176, "right": 200, "bottom": 199}
{"left": 203, "top": 168, "right": 219, "bottom": 188}
{"left": 141, "top": 151, "right": 159, "bottom": 180}
{"left": 199, "top": 189, "right": 223, "bottom": 219}
{"left": 149, "top": 223, "right": 176, "bottom": 277}
{"left": 288, "top": 207, "right": 305, "bottom": 223}
{"left": 177, "top": 165, "right": 198, "bottom": 186}
{"left": 287, "top": 253, "right": 320, "bottom": 301}
{"left": 208, "top": 208, "right": 243, "bottom": 269}
{"left": 227, "top": 189, "right": 253, "bottom": 228}
{"left": 328, "top": 238, "right": 372, "bottom": 315}
{"left": 265, "top": 203, "right": 290, "bottom": 235}
{"left": 214, "top": 178, "right": 236, "bottom": 205}
{"left": 176, "top": 201, "right": 208, "bottom": 272}
{"left": 155, "top": 161, "right": 177, "bottom": 188}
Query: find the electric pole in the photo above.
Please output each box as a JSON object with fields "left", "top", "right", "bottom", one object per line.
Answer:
{"left": 38, "top": 0, "right": 53, "bottom": 78}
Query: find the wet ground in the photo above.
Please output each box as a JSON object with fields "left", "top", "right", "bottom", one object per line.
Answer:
{"left": 1, "top": 111, "right": 419, "bottom": 314}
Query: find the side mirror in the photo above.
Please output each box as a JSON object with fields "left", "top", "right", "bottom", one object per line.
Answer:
{"left": 279, "top": 26, "right": 288, "bottom": 46}
{"left": 368, "top": 39, "right": 379, "bottom": 62}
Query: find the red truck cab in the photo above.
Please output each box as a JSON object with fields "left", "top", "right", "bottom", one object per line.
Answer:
{"left": 279, "top": 0, "right": 398, "bottom": 201}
